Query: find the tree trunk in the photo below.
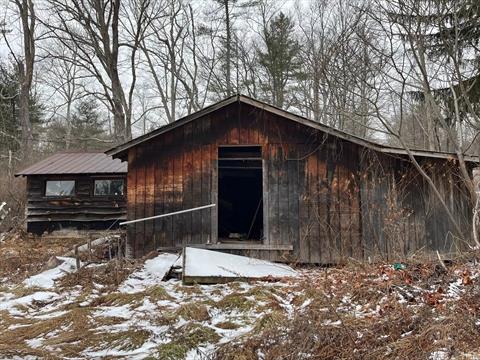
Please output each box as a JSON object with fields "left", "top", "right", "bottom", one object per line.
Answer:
{"left": 16, "top": 0, "right": 35, "bottom": 158}
{"left": 18, "top": 61, "right": 33, "bottom": 157}
{"left": 224, "top": 0, "right": 232, "bottom": 96}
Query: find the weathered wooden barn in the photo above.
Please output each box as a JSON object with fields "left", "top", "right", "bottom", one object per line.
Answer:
{"left": 107, "top": 95, "right": 476, "bottom": 263}
{"left": 16, "top": 152, "right": 127, "bottom": 234}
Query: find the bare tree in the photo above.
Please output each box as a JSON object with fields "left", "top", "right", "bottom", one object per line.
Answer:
{"left": 2, "top": 0, "right": 36, "bottom": 157}
{"left": 40, "top": 43, "right": 84, "bottom": 149}
{"left": 43, "top": 0, "right": 151, "bottom": 142}
{"left": 141, "top": 0, "right": 195, "bottom": 123}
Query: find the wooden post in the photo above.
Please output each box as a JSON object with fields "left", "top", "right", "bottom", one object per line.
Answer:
{"left": 472, "top": 168, "right": 480, "bottom": 248}
{"left": 87, "top": 237, "right": 92, "bottom": 262}
{"left": 75, "top": 245, "right": 80, "bottom": 270}
{"left": 117, "top": 237, "right": 122, "bottom": 259}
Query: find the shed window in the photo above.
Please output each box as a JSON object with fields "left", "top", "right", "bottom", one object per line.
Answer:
{"left": 45, "top": 180, "right": 75, "bottom": 197}
{"left": 94, "top": 179, "right": 124, "bottom": 196}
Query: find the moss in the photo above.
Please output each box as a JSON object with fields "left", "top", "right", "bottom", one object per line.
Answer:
{"left": 175, "top": 303, "right": 210, "bottom": 322}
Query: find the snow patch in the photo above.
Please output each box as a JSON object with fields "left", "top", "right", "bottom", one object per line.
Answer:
{"left": 0, "top": 291, "right": 59, "bottom": 315}
{"left": 183, "top": 247, "right": 297, "bottom": 279}
{"left": 119, "top": 253, "right": 179, "bottom": 293}
{"left": 23, "top": 257, "right": 78, "bottom": 289}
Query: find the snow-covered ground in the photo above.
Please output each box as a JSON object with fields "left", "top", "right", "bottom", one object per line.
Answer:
{"left": 1, "top": 252, "right": 480, "bottom": 359}
{"left": 0, "top": 252, "right": 298, "bottom": 359}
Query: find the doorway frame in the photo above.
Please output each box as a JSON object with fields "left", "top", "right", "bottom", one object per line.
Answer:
{"left": 214, "top": 144, "right": 267, "bottom": 245}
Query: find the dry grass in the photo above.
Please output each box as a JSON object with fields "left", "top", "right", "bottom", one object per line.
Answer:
{"left": 215, "top": 258, "right": 480, "bottom": 360}
{"left": 0, "top": 306, "right": 94, "bottom": 357}
{"left": 176, "top": 303, "right": 211, "bottom": 322}
{"left": 214, "top": 321, "right": 241, "bottom": 330}
{"left": 3, "top": 240, "right": 480, "bottom": 359}
{"left": 154, "top": 323, "right": 221, "bottom": 360}
{"left": 0, "top": 231, "right": 86, "bottom": 283}
{"left": 215, "top": 293, "right": 257, "bottom": 312}
{"left": 58, "top": 258, "right": 137, "bottom": 292}
{"left": 96, "top": 329, "right": 152, "bottom": 351}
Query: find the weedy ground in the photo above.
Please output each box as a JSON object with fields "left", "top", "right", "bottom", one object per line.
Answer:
{"left": 1, "top": 231, "right": 480, "bottom": 359}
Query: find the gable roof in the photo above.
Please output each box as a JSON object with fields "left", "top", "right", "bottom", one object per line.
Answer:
{"left": 106, "top": 94, "right": 478, "bottom": 162}
{"left": 15, "top": 151, "right": 127, "bottom": 177}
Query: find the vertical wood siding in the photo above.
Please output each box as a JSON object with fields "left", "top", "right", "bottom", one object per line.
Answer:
{"left": 126, "top": 101, "right": 472, "bottom": 262}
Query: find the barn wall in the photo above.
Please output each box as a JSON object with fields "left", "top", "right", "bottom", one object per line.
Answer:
{"left": 26, "top": 174, "right": 127, "bottom": 234}
{"left": 127, "top": 102, "right": 363, "bottom": 262}
{"left": 125, "top": 101, "right": 473, "bottom": 262}
{"left": 359, "top": 151, "right": 472, "bottom": 260}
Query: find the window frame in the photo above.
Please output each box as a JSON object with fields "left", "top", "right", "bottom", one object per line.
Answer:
{"left": 44, "top": 179, "right": 76, "bottom": 197}
{"left": 93, "top": 178, "right": 125, "bottom": 197}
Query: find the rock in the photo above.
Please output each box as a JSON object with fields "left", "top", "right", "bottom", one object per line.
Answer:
{"left": 43, "top": 256, "right": 61, "bottom": 271}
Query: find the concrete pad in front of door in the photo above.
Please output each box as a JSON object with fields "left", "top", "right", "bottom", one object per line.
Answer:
{"left": 182, "top": 247, "right": 297, "bottom": 284}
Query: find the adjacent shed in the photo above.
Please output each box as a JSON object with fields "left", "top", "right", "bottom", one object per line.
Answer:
{"left": 16, "top": 152, "right": 127, "bottom": 234}
{"left": 108, "top": 95, "right": 477, "bottom": 263}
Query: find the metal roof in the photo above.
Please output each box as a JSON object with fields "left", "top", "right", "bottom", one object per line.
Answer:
{"left": 15, "top": 152, "right": 127, "bottom": 176}
{"left": 106, "top": 94, "right": 479, "bottom": 163}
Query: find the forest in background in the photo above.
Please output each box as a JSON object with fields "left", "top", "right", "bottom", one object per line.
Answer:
{"left": 0, "top": 0, "right": 479, "bottom": 230}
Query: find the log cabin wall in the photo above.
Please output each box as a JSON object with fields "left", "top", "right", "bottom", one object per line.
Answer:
{"left": 26, "top": 174, "right": 127, "bottom": 234}
{"left": 125, "top": 100, "right": 473, "bottom": 262}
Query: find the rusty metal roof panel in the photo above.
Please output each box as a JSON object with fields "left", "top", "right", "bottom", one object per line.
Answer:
{"left": 15, "top": 152, "right": 127, "bottom": 176}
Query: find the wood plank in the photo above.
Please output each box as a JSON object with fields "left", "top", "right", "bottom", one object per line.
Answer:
{"left": 239, "top": 102, "right": 249, "bottom": 144}
{"left": 144, "top": 149, "right": 156, "bottom": 253}
{"left": 135, "top": 148, "right": 146, "bottom": 258}
{"left": 287, "top": 146, "right": 300, "bottom": 259}
{"left": 126, "top": 149, "right": 137, "bottom": 258}
{"left": 158, "top": 243, "right": 293, "bottom": 251}
{"left": 308, "top": 152, "right": 320, "bottom": 263}
{"left": 317, "top": 150, "right": 330, "bottom": 264}
{"left": 182, "top": 125, "right": 194, "bottom": 245}
{"left": 155, "top": 151, "right": 166, "bottom": 248}
{"left": 201, "top": 144, "right": 212, "bottom": 243}
{"left": 267, "top": 144, "right": 280, "bottom": 254}
{"left": 211, "top": 144, "right": 218, "bottom": 243}
{"left": 172, "top": 152, "right": 184, "bottom": 247}
{"left": 297, "top": 144, "right": 310, "bottom": 263}
{"left": 191, "top": 142, "right": 203, "bottom": 244}
{"left": 278, "top": 145, "right": 289, "bottom": 247}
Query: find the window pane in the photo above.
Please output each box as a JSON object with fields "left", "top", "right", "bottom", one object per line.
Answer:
{"left": 94, "top": 179, "right": 124, "bottom": 196}
{"left": 45, "top": 180, "right": 75, "bottom": 196}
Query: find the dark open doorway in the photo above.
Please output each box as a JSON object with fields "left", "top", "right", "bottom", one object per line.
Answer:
{"left": 218, "top": 146, "right": 263, "bottom": 241}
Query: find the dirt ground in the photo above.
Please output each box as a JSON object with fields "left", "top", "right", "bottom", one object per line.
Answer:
{"left": 1, "top": 232, "right": 480, "bottom": 359}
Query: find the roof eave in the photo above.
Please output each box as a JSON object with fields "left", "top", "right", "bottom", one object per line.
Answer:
{"left": 105, "top": 93, "right": 480, "bottom": 164}
{"left": 106, "top": 94, "right": 241, "bottom": 158}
